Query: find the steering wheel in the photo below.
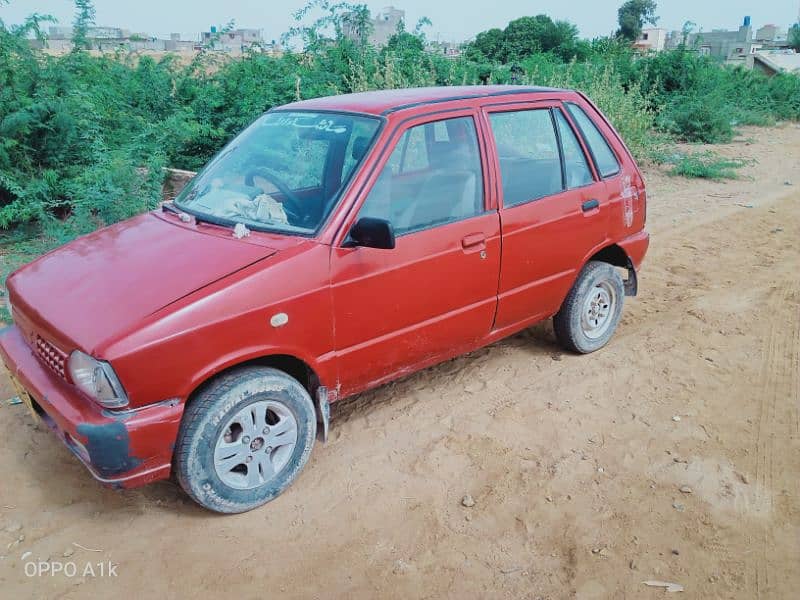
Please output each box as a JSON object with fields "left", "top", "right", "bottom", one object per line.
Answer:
{"left": 244, "top": 167, "right": 304, "bottom": 224}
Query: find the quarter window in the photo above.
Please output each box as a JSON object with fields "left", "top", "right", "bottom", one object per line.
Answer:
{"left": 554, "top": 110, "right": 594, "bottom": 188}
{"left": 565, "top": 103, "right": 620, "bottom": 178}
{"left": 489, "top": 109, "right": 563, "bottom": 207}
{"left": 358, "top": 116, "right": 484, "bottom": 235}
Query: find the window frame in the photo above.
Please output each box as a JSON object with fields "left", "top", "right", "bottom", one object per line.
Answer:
{"left": 563, "top": 101, "right": 622, "bottom": 180}
{"left": 347, "top": 110, "right": 491, "bottom": 239}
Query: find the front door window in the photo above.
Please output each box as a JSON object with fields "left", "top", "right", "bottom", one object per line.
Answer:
{"left": 357, "top": 116, "right": 485, "bottom": 234}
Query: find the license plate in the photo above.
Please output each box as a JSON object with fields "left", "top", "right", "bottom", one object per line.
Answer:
{"left": 5, "top": 368, "right": 41, "bottom": 424}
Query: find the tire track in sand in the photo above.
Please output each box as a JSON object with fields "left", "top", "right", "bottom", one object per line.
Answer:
{"left": 753, "top": 278, "right": 800, "bottom": 599}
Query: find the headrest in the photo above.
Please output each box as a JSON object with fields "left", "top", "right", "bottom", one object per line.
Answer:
{"left": 351, "top": 136, "right": 370, "bottom": 160}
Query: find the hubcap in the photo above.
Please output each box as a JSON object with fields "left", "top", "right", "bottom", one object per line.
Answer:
{"left": 213, "top": 400, "right": 298, "bottom": 490}
{"left": 580, "top": 281, "right": 616, "bottom": 339}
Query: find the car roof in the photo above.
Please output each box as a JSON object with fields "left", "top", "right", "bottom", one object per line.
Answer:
{"left": 278, "top": 85, "right": 569, "bottom": 117}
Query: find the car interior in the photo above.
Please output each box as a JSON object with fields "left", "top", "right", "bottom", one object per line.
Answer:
{"left": 359, "top": 117, "right": 484, "bottom": 235}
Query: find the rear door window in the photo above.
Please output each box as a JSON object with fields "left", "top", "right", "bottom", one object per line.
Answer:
{"left": 488, "top": 109, "right": 563, "bottom": 207}
{"left": 565, "top": 103, "right": 620, "bottom": 178}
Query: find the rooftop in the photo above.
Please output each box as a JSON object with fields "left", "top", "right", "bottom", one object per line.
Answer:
{"left": 280, "top": 85, "right": 565, "bottom": 116}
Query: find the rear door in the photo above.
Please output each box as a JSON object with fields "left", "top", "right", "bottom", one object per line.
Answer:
{"left": 483, "top": 101, "right": 611, "bottom": 330}
{"left": 329, "top": 111, "right": 501, "bottom": 396}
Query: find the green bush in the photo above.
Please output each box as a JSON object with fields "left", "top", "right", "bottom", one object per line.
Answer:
{"left": 658, "top": 93, "right": 734, "bottom": 143}
{"left": 521, "top": 58, "right": 659, "bottom": 159}
{"left": 654, "top": 150, "right": 749, "bottom": 179}
{"left": 0, "top": 0, "right": 799, "bottom": 258}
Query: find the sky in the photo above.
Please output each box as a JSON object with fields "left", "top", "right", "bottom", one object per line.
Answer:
{"left": 1, "top": 0, "right": 797, "bottom": 43}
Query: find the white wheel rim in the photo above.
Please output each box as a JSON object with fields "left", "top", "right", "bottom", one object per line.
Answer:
{"left": 580, "top": 280, "right": 616, "bottom": 340}
{"left": 213, "top": 400, "right": 298, "bottom": 490}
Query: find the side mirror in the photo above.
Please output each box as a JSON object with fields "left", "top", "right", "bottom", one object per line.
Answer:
{"left": 346, "top": 217, "right": 396, "bottom": 250}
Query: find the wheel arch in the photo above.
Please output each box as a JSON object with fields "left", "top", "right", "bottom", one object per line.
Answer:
{"left": 583, "top": 243, "right": 638, "bottom": 296}
{"left": 186, "top": 353, "right": 322, "bottom": 406}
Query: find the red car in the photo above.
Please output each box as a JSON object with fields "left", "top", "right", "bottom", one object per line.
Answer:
{"left": 1, "top": 86, "right": 648, "bottom": 513}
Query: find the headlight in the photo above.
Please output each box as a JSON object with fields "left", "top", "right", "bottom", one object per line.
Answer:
{"left": 67, "top": 350, "right": 129, "bottom": 408}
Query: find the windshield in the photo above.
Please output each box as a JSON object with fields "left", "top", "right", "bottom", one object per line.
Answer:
{"left": 175, "top": 111, "right": 381, "bottom": 235}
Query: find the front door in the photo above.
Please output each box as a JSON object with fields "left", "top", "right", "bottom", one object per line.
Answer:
{"left": 484, "top": 102, "right": 611, "bottom": 330}
{"left": 330, "top": 112, "right": 501, "bottom": 396}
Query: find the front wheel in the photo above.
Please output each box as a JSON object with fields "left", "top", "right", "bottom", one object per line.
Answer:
{"left": 553, "top": 261, "right": 625, "bottom": 354}
{"left": 174, "top": 366, "right": 316, "bottom": 513}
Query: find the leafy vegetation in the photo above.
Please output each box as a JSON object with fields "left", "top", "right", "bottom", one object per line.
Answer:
{"left": 653, "top": 150, "right": 750, "bottom": 180}
{"left": 465, "top": 15, "right": 588, "bottom": 63}
{"left": 0, "top": 0, "right": 798, "bottom": 269}
{"left": 790, "top": 22, "right": 800, "bottom": 52}
{"left": 616, "top": 0, "right": 659, "bottom": 41}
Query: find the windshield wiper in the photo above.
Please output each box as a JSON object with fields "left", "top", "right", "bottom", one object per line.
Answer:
{"left": 164, "top": 202, "right": 235, "bottom": 230}
{"left": 162, "top": 202, "right": 193, "bottom": 223}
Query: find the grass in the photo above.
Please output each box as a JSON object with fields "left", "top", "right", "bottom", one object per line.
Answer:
{"left": 653, "top": 150, "right": 751, "bottom": 180}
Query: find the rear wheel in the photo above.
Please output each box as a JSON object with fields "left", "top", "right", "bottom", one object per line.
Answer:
{"left": 174, "top": 366, "right": 316, "bottom": 513}
{"left": 554, "top": 261, "right": 624, "bottom": 354}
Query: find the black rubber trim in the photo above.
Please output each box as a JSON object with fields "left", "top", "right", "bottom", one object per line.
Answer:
{"left": 380, "top": 87, "right": 562, "bottom": 115}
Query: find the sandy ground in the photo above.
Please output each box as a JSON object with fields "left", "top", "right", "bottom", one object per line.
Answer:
{"left": 0, "top": 125, "right": 798, "bottom": 599}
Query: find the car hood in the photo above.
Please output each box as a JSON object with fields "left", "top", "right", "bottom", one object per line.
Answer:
{"left": 7, "top": 212, "right": 278, "bottom": 354}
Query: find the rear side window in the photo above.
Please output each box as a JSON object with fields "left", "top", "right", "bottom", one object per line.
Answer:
{"left": 565, "top": 103, "right": 620, "bottom": 178}
{"left": 358, "top": 116, "right": 484, "bottom": 235}
{"left": 554, "top": 110, "right": 594, "bottom": 189}
{"left": 489, "top": 109, "right": 563, "bottom": 207}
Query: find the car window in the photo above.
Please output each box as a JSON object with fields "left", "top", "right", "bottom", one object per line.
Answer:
{"left": 554, "top": 110, "right": 594, "bottom": 188}
{"left": 565, "top": 103, "right": 620, "bottom": 178}
{"left": 488, "top": 109, "right": 564, "bottom": 207}
{"left": 175, "top": 111, "right": 380, "bottom": 235}
{"left": 358, "top": 116, "right": 484, "bottom": 236}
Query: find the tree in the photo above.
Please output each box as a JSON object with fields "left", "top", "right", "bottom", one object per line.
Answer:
{"left": 465, "top": 28, "right": 504, "bottom": 61}
{"left": 680, "top": 21, "right": 696, "bottom": 47}
{"left": 71, "top": 0, "right": 96, "bottom": 51}
{"left": 617, "top": 0, "right": 658, "bottom": 41}
{"left": 501, "top": 15, "right": 579, "bottom": 61}
{"left": 385, "top": 19, "right": 424, "bottom": 54}
{"left": 789, "top": 22, "right": 800, "bottom": 52}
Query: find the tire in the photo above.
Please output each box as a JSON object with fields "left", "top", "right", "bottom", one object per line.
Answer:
{"left": 553, "top": 261, "right": 625, "bottom": 354}
{"left": 174, "top": 366, "right": 316, "bottom": 514}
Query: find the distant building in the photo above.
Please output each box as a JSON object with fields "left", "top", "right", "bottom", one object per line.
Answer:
{"left": 165, "top": 33, "right": 197, "bottom": 54}
{"left": 753, "top": 50, "right": 800, "bottom": 76}
{"left": 753, "top": 23, "right": 793, "bottom": 52}
{"left": 343, "top": 6, "right": 405, "bottom": 47}
{"left": 666, "top": 16, "right": 757, "bottom": 65}
{"left": 40, "top": 25, "right": 141, "bottom": 52}
{"left": 426, "top": 39, "right": 463, "bottom": 58}
{"left": 634, "top": 27, "right": 667, "bottom": 52}
{"left": 201, "top": 28, "right": 267, "bottom": 55}
{"left": 755, "top": 24, "right": 784, "bottom": 42}
{"left": 32, "top": 24, "right": 279, "bottom": 56}
{"left": 48, "top": 25, "right": 132, "bottom": 40}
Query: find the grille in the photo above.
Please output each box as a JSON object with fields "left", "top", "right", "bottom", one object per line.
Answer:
{"left": 35, "top": 335, "right": 67, "bottom": 379}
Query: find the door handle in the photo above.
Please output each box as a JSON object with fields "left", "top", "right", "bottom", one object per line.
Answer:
{"left": 582, "top": 199, "right": 600, "bottom": 212}
{"left": 461, "top": 233, "right": 486, "bottom": 249}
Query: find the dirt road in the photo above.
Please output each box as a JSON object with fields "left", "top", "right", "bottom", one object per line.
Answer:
{"left": 1, "top": 125, "right": 798, "bottom": 599}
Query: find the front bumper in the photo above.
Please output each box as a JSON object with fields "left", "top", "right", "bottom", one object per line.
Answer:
{"left": 0, "top": 325, "right": 184, "bottom": 489}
